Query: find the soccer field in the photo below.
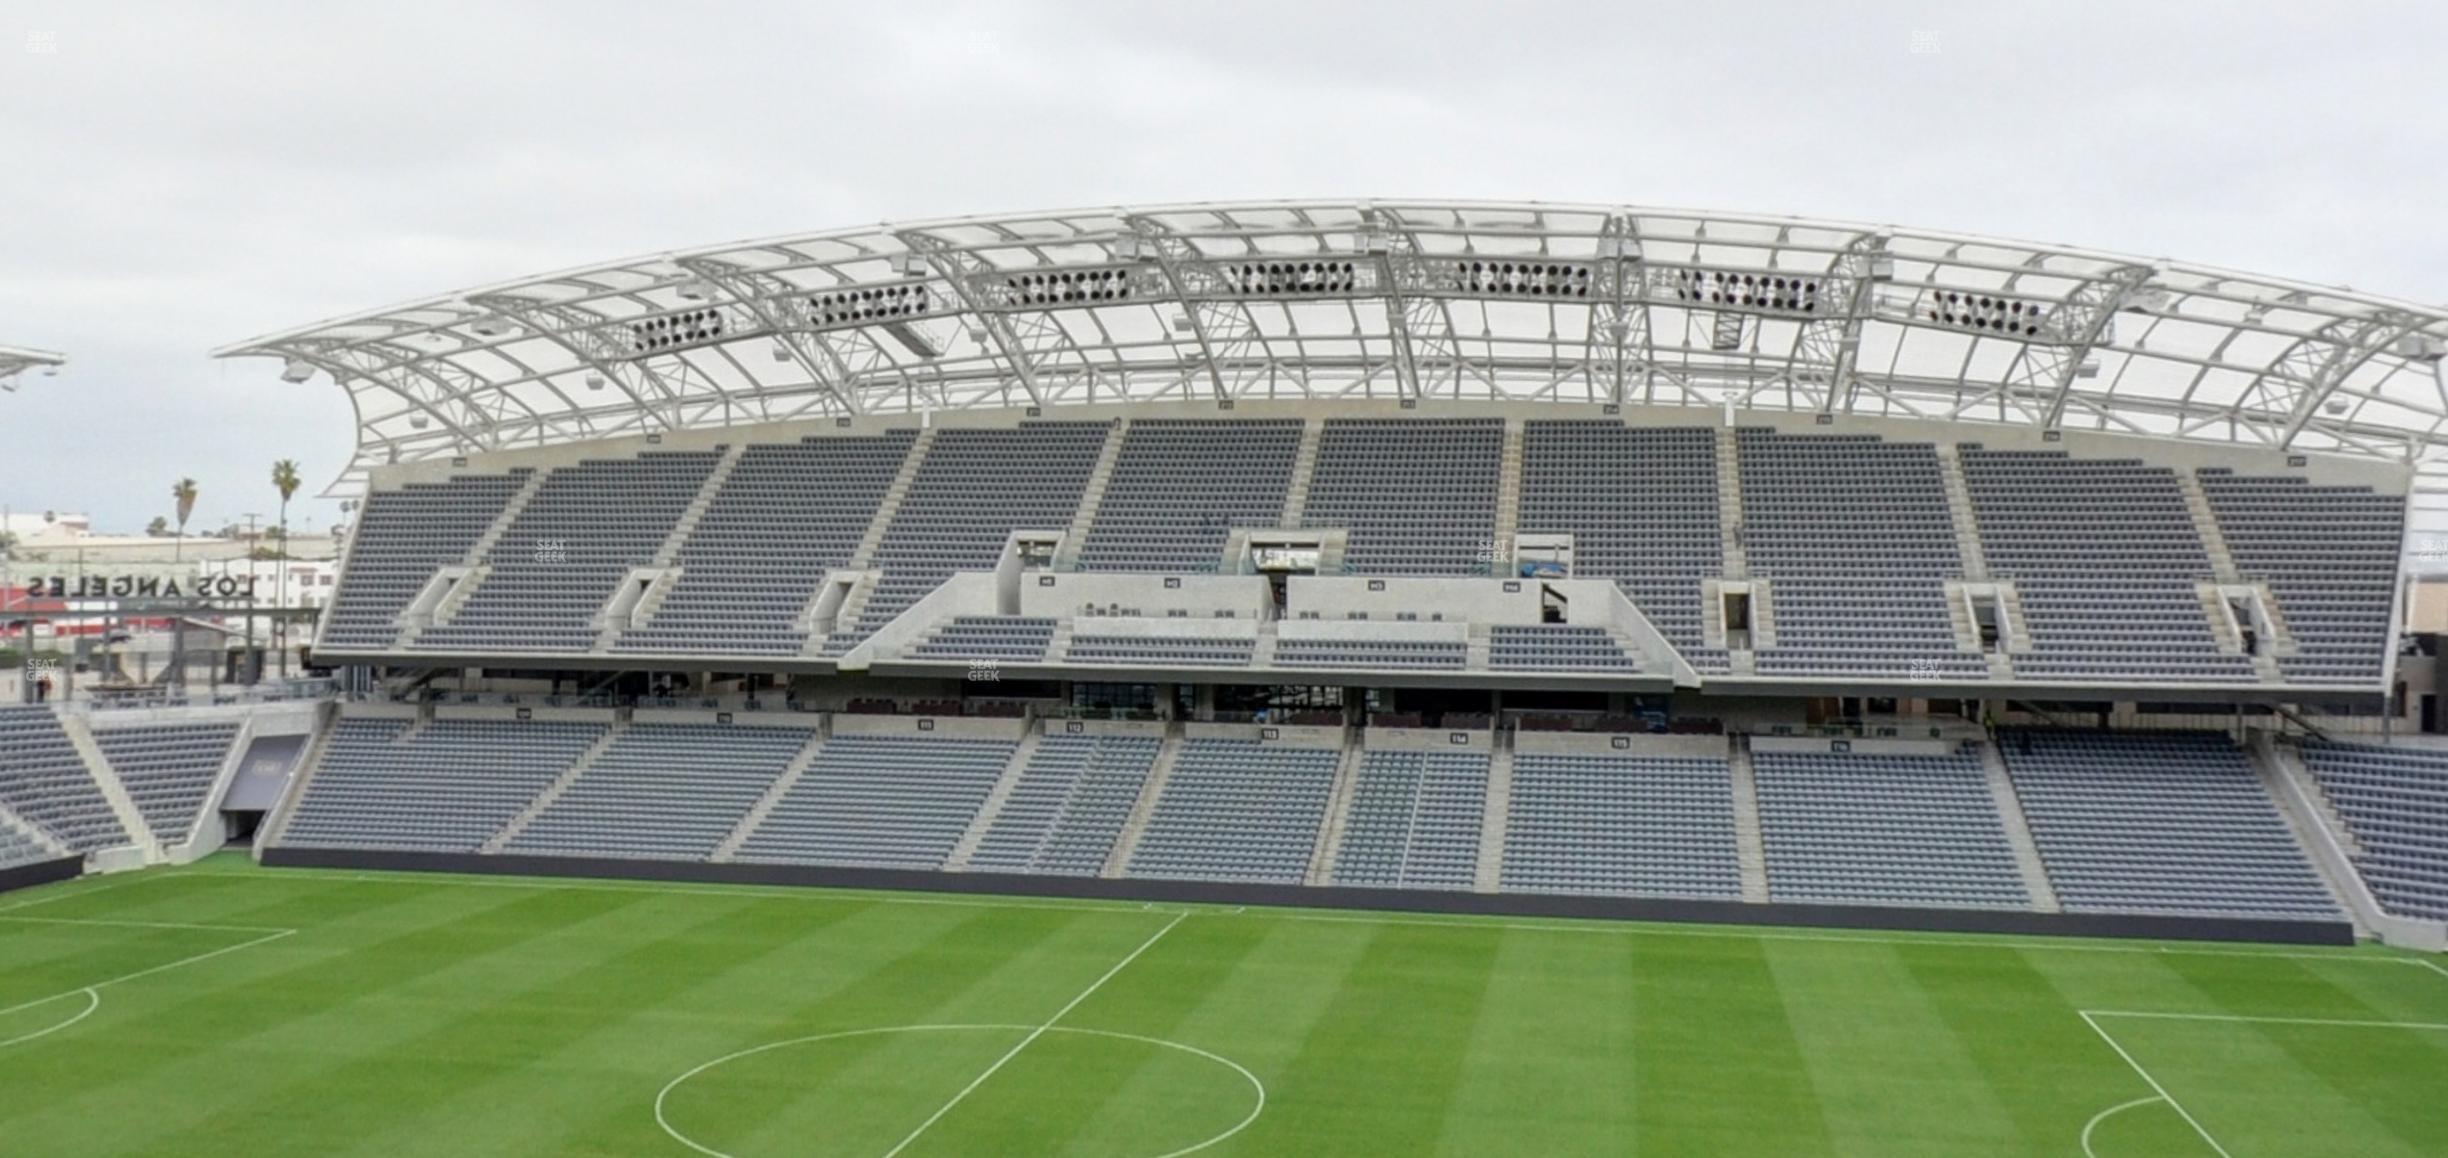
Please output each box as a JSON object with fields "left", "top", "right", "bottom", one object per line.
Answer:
{"left": 1, "top": 859, "right": 2442, "bottom": 1157}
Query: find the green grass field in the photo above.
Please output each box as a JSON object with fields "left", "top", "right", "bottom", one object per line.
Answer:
{"left": 1, "top": 857, "right": 2443, "bottom": 1157}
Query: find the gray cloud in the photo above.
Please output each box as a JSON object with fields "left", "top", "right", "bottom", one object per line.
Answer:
{"left": 2, "top": 0, "right": 2441, "bottom": 532}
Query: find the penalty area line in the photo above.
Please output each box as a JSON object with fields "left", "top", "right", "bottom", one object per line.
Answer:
{"left": 2079, "top": 1010, "right": 2236, "bottom": 1158}
{"left": 0, "top": 927, "right": 295, "bottom": 1025}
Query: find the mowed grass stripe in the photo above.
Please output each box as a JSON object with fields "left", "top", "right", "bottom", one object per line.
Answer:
{"left": 0, "top": 883, "right": 651, "bottom": 1155}
{"left": 1431, "top": 924, "right": 1640, "bottom": 1156}
{"left": 2141, "top": 954, "right": 2448, "bottom": 1157}
{"left": 1257, "top": 921, "right": 1505, "bottom": 1153}
{"left": 1896, "top": 944, "right": 2141, "bottom": 1154}
{"left": 155, "top": 892, "right": 835, "bottom": 1156}
{"left": 909, "top": 910, "right": 1276, "bottom": 1156}
{"left": 1629, "top": 935, "right": 1837, "bottom": 1154}
{"left": 1766, "top": 939, "right": 2028, "bottom": 1156}
{"left": 667, "top": 907, "right": 1170, "bottom": 1158}
{"left": 3, "top": 861, "right": 2445, "bottom": 1157}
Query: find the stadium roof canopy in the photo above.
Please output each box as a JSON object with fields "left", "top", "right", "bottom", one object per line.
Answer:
{"left": 215, "top": 199, "right": 2448, "bottom": 493}
{"left": 0, "top": 344, "right": 64, "bottom": 390}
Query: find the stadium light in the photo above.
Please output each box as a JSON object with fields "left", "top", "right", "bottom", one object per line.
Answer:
{"left": 280, "top": 358, "right": 315, "bottom": 384}
{"left": 889, "top": 252, "right": 927, "bottom": 278}
{"left": 585, "top": 372, "right": 606, "bottom": 391}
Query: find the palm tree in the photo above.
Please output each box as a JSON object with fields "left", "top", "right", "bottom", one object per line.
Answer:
{"left": 271, "top": 460, "right": 300, "bottom": 678}
{"left": 171, "top": 478, "right": 198, "bottom": 561}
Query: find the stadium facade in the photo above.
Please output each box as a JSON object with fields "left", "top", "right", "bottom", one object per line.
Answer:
{"left": 9, "top": 202, "right": 2448, "bottom": 950}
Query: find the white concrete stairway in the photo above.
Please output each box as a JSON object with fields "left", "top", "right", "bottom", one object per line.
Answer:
{"left": 1932, "top": 443, "right": 1990, "bottom": 581}
{"left": 58, "top": 713, "right": 159, "bottom": 859}
{"left": 1252, "top": 620, "right": 1280, "bottom": 668}
{"left": 407, "top": 468, "right": 551, "bottom": 645}
{"left": 1490, "top": 418, "right": 1524, "bottom": 563}
{"left": 1464, "top": 623, "right": 1492, "bottom": 671}
{"left": 593, "top": 444, "right": 745, "bottom": 648}
{"left": 1976, "top": 738, "right": 2062, "bottom": 912}
{"left": 1472, "top": 740, "right": 1515, "bottom": 893}
{"left": 1101, "top": 723, "right": 1183, "bottom": 878}
{"left": 806, "top": 571, "right": 880, "bottom": 656}
{"left": 945, "top": 727, "right": 1045, "bottom": 871}
{"left": 2175, "top": 469, "right": 2242, "bottom": 582}
{"left": 2250, "top": 738, "right": 2372, "bottom": 920}
{"left": 713, "top": 729, "right": 830, "bottom": 862}
{"left": 850, "top": 428, "right": 937, "bottom": 569}
{"left": 1056, "top": 419, "right": 1129, "bottom": 568}
{"left": 1750, "top": 579, "right": 1779, "bottom": 648}
{"left": 0, "top": 801, "right": 72, "bottom": 862}
{"left": 1726, "top": 737, "right": 1770, "bottom": 904}
{"left": 260, "top": 703, "right": 343, "bottom": 850}
{"left": 1302, "top": 734, "right": 1367, "bottom": 886}
{"left": 167, "top": 712, "right": 258, "bottom": 863}
{"left": 1716, "top": 426, "right": 1748, "bottom": 579}
{"left": 482, "top": 722, "right": 627, "bottom": 853}
{"left": 465, "top": 468, "right": 550, "bottom": 566}
{"left": 1280, "top": 418, "right": 1323, "bottom": 527}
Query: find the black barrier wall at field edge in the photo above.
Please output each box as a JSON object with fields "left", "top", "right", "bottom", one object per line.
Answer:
{"left": 0, "top": 856, "right": 84, "bottom": 897}
{"left": 261, "top": 847, "right": 2359, "bottom": 947}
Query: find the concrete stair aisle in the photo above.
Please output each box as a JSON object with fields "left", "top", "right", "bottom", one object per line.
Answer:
{"left": 168, "top": 712, "right": 259, "bottom": 863}
{"left": 1056, "top": 419, "right": 1129, "bottom": 568}
{"left": 1490, "top": 419, "right": 1524, "bottom": 567}
{"left": 1101, "top": 723, "right": 1184, "bottom": 878}
{"left": 661, "top": 443, "right": 747, "bottom": 564}
{"left": 482, "top": 721, "right": 628, "bottom": 852}
{"left": 805, "top": 572, "right": 880, "bottom": 657}
{"left": 850, "top": 427, "right": 937, "bottom": 570}
{"left": 1044, "top": 619, "right": 1076, "bottom": 665}
{"left": 1302, "top": 734, "right": 1367, "bottom": 886}
{"left": 1945, "top": 585, "right": 1984, "bottom": 653}
{"left": 1934, "top": 443, "right": 1990, "bottom": 581}
{"left": 0, "top": 801, "right": 73, "bottom": 861}
{"left": 1726, "top": 737, "right": 1770, "bottom": 904}
{"left": 1976, "top": 738, "right": 2062, "bottom": 912}
{"left": 595, "top": 443, "right": 747, "bottom": 648}
{"left": 1280, "top": 418, "right": 1324, "bottom": 528}
{"left": 466, "top": 468, "right": 550, "bottom": 566}
{"left": 1750, "top": 579, "right": 1779, "bottom": 648}
{"left": 1716, "top": 427, "right": 1748, "bottom": 579}
{"left": 2176, "top": 469, "right": 2242, "bottom": 582}
{"left": 2199, "top": 582, "right": 2248, "bottom": 654}
{"left": 58, "top": 712, "right": 159, "bottom": 860}
{"left": 1252, "top": 620, "right": 1280, "bottom": 668}
{"left": 946, "top": 728, "right": 1046, "bottom": 871}
{"left": 2285, "top": 746, "right": 2365, "bottom": 859}
{"left": 713, "top": 728, "right": 830, "bottom": 862}
{"left": 1465, "top": 623, "right": 1493, "bottom": 670}
{"left": 2251, "top": 736, "right": 2378, "bottom": 932}
{"left": 260, "top": 703, "right": 343, "bottom": 850}
{"left": 1472, "top": 738, "right": 1515, "bottom": 892}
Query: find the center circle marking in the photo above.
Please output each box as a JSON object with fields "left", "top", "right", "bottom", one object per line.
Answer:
{"left": 654, "top": 1023, "right": 1266, "bottom": 1158}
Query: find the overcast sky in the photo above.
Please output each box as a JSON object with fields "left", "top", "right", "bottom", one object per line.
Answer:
{"left": 2, "top": 0, "right": 2443, "bottom": 535}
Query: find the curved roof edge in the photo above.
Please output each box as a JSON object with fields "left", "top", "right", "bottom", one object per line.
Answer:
{"left": 211, "top": 198, "right": 2448, "bottom": 494}
{"left": 0, "top": 344, "right": 64, "bottom": 390}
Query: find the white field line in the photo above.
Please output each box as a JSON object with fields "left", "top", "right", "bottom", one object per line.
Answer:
{"left": 2079, "top": 1010, "right": 2235, "bottom": 1158}
{"left": 166, "top": 865, "right": 2448, "bottom": 966}
{"left": 0, "top": 989, "right": 99, "bottom": 1049}
{"left": 879, "top": 911, "right": 1187, "bottom": 1158}
{"left": 0, "top": 873, "right": 155, "bottom": 914}
{"left": 655, "top": 1023, "right": 1264, "bottom": 1158}
{"left": 0, "top": 914, "right": 296, "bottom": 935}
{"left": 0, "top": 928, "right": 295, "bottom": 1023}
{"left": 2085, "top": 1009, "right": 2448, "bottom": 1032}
{"left": 2081, "top": 1095, "right": 2166, "bottom": 1158}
